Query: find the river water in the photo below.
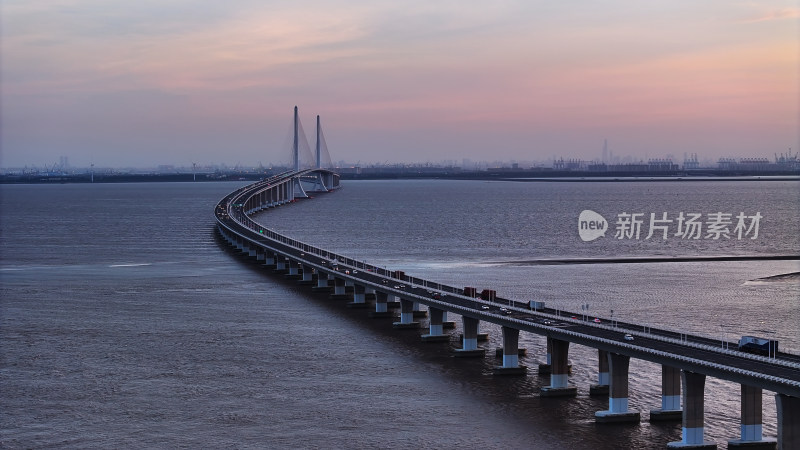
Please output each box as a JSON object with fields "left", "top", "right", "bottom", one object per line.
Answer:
{"left": 1, "top": 179, "right": 798, "bottom": 449}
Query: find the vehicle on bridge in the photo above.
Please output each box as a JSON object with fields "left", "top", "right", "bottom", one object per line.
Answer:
{"left": 738, "top": 335, "right": 778, "bottom": 356}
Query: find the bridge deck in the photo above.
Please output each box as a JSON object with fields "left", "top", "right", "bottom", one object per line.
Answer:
{"left": 216, "top": 170, "right": 800, "bottom": 398}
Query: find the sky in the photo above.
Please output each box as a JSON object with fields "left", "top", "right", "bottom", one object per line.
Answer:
{"left": 1, "top": 0, "right": 798, "bottom": 168}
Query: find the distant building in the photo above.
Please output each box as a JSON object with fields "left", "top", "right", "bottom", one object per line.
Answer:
{"left": 553, "top": 158, "right": 585, "bottom": 171}
{"left": 683, "top": 153, "right": 700, "bottom": 170}
{"left": 739, "top": 158, "right": 771, "bottom": 171}
{"left": 647, "top": 159, "right": 679, "bottom": 171}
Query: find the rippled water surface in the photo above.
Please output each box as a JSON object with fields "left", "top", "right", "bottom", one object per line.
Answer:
{"left": 1, "top": 180, "right": 798, "bottom": 449}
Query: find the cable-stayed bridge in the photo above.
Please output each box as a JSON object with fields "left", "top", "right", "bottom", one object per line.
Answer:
{"left": 214, "top": 109, "right": 798, "bottom": 449}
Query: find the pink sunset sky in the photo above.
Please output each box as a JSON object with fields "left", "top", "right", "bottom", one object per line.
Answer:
{"left": 1, "top": 0, "right": 798, "bottom": 168}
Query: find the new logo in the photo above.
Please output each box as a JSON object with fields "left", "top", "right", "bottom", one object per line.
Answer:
{"left": 578, "top": 210, "right": 608, "bottom": 242}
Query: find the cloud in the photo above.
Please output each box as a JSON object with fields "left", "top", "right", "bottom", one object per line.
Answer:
{"left": 740, "top": 7, "right": 800, "bottom": 23}
{"left": 1, "top": 0, "right": 797, "bottom": 166}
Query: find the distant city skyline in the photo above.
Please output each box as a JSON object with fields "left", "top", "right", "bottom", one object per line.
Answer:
{"left": 1, "top": 1, "right": 798, "bottom": 168}
{"left": 5, "top": 147, "right": 796, "bottom": 174}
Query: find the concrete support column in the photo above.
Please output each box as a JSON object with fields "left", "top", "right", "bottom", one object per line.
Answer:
{"left": 312, "top": 271, "right": 329, "bottom": 291}
{"left": 286, "top": 259, "right": 300, "bottom": 277}
{"left": 667, "top": 371, "right": 716, "bottom": 449}
{"left": 590, "top": 349, "right": 610, "bottom": 396}
{"left": 330, "top": 277, "right": 349, "bottom": 299}
{"left": 651, "top": 365, "right": 683, "bottom": 421}
{"left": 386, "top": 293, "right": 400, "bottom": 309}
{"left": 399, "top": 299, "right": 414, "bottom": 323}
{"left": 375, "top": 291, "right": 388, "bottom": 312}
{"left": 776, "top": 394, "right": 799, "bottom": 450}
{"left": 299, "top": 265, "right": 314, "bottom": 284}
{"left": 442, "top": 310, "right": 455, "bottom": 329}
{"left": 422, "top": 307, "right": 449, "bottom": 342}
{"left": 256, "top": 249, "right": 266, "bottom": 261}
{"left": 455, "top": 316, "right": 485, "bottom": 357}
{"left": 538, "top": 337, "right": 555, "bottom": 375}
{"left": 540, "top": 338, "right": 577, "bottom": 397}
{"left": 728, "top": 385, "right": 775, "bottom": 449}
{"left": 596, "top": 353, "right": 640, "bottom": 422}
{"left": 274, "top": 257, "right": 287, "bottom": 272}
{"left": 501, "top": 327, "right": 520, "bottom": 368}
{"left": 347, "top": 284, "right": 367, "bottom": 309}
{"left": 494, "top": 326, "right": 526, "bottom": 375}
{"left": 248, "top": 245, "right": 257, "bottom": 257}
{"left": 352, "top": 284, "right": 366, "bottom": 303}
{"left": 393, "top": 299, "right": 419, "bottom": 329}
{"left": 411, "top": 302, "right": 427, "bottom": 318}
{"left": 370, "top": 291, "right": 391, "bottom": 318}
{"left": 264, "top": 252, "right": 276, "bottom": 267}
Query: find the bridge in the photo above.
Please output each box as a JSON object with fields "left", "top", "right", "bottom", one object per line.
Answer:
{"left": 214, "top": 109, "right": 799, "bottom": 449}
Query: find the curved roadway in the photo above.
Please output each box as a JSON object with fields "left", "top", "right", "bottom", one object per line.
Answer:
{"left": 215, "top": 171, "right": 800, "bottom": 398}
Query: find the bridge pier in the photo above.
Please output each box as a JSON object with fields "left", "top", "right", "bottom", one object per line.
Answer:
{"left": 540, "top": 338, "right": 576, "bottom": 397}
{"left": 393, "top": 299, "right": 420, "bottom": 329}
{"left": 412, "top": 302, "right": 427, "bottom": 318}
{"left": 369, "top": 291, "right": 392, "bottom": 318}
{"left": 264, "top": 251, "right": 276, "bottom": 268}
{"left": 422, "top": 307, "right": 449, "bottom": 342}
{"left": 256, "top": 248, "right": 266, "bottom": 261}
{"left": 667, "top": 371, "right": 716, "bottom": 449}
{"left": 590, "top": 349, "right": 610, "bottom": 396}
{"left": 386, "top": 293, "right": 400, "bottom": 309}
{"left": 538, "top": 337, "right": 553, "bottom": 375}
{"left": 459, "top": 289, "right": 486, "bottom": 338}
{"left": 312, "top": 271, "right": 330, "bottom": 291}
{"left": 651, "top": 365, "right": 683, "bottom": 421}
{"left": 728, "top": 385, "right": 776, "bottom": 449}
{"left": 347, "top": 284, "right": 368, "bottom": 309}
{"left": 455, "top": 316, "right": 485, "bottom": 357}
{"left": 286, "top": 259, "right": 301, "bottom": 278}
{"left": 218, "top": 227, "right": 229, "bottom": 244}
{"left": 299, "top": 265, "right": 315, "bottom": 285}
{"left": 595, "top": 353, "right": 640, "bottom": 423}
{"left": 442, "top": 310, "right": 455, "bottom": 329}
{"left": 330, "top": 277, "right": 350, "bottom": 300}
{"left": 538, "top": 337, "right": 570, "bottom": 375}
{"left": 493, "top": 326, "right": 526, "bottom": 375}
{"left": 274, "top": 256, "right": 287, "bottom": 273}
{"left": 775, "top": 394, "right": 799, "bottom": 450}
